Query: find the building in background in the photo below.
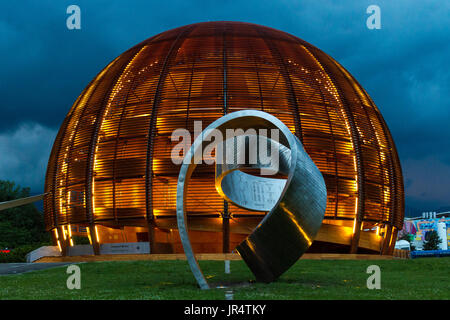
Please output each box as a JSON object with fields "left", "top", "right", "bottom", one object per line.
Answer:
{"left": 399, "top": 212, "right": 449, "bottom": 251}
{"left": 44, "top": 21, "right": 404, "bottom": 257}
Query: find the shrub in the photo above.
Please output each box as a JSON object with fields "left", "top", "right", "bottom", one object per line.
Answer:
{"left": 0, "top": 243, "right": 50, "bottom": 263}
{"left": 72, "top": 236, "right": 91, "bottom": 245}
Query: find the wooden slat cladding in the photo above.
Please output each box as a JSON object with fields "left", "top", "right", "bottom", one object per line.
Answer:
{"left": 44, "top": 22, "right": 404, "bottom": 252}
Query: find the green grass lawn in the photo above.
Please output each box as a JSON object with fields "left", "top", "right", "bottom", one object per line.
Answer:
{"left": 0, "top": 258, "right": 448, "bottom": 300}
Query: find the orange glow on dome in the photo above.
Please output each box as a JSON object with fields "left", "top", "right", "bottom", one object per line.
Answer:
{"left": 43, "top": 21, "right": 404, "bottom": 255}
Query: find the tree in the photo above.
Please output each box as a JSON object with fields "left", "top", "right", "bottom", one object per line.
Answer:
{"left": 398, "top": 232, "right": 416, "bottom": 251}
{"left": 423, "top": 230, "right": 442, "bottom": 251}
{"left": 0, "top": 180, "right": 50, "bottom": 249}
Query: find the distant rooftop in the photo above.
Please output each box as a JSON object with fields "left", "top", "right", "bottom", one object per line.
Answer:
{"left": 405, "top": 211, "right": 449, "bottom": 221}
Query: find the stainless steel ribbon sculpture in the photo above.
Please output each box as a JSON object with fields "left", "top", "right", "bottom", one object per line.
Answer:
{"left": 176, "top": 110, "right": 327, "bottom": 289}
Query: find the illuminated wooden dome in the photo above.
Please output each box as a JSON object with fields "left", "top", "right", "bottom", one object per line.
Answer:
{"left": 44, "top": 21, "right": 404, "bottom": 255}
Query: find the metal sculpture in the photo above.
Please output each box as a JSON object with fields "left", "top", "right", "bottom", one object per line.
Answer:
{"left": 176, "top": 110, "right": 327, "bottom": 289}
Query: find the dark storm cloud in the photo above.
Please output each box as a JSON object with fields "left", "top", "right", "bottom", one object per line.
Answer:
{"left": 0, "top": 0, "right": 448, "bottom": 212}
{"left": 0, "top": 123, "right": 56, "bottom": 193}
{"left": 0, "top": 1, "right": 119, "bottom": 131}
